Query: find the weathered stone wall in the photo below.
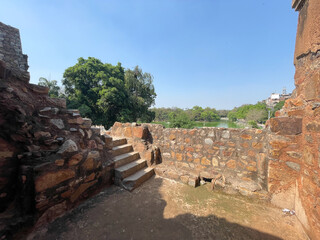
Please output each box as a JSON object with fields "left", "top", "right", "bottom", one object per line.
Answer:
{"left": 0, "top": 22, "right": 29, "bottom": 81}
{"left": 0, "top": 22, "right": 114, "bottom": 237}
{"left": 111, "top": 123, "right": 269, "bottom": 197}
{"left": 267, "top": 0, "right": 320, "bottom": 239}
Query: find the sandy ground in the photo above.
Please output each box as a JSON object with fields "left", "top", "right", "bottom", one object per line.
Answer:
{"left": 27, "top": 176, "right": 308, "bottom": 240}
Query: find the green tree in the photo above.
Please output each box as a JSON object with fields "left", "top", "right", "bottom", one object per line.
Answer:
{"left": 227, "top": 111, "right": 237, "bottom": 122}
{"left": 124, "top": 66, "right": 156, "bottom": 122}
{"left": 248, "top": 120, "right": 259, "bottom": 129}
{"left": 38, "top": 77, "right": 61, "bottom": 98}
{"left": 246, "top": 108, "right": 268, "bottom": 123}
{"left": 62, "top": 57, "right": 156, "bottom": 127}
{"left": 191, "top": 106, "right": 203, "bottom": 121}
{"left": 169, "top": 111, "right": 194, "bottom": 129}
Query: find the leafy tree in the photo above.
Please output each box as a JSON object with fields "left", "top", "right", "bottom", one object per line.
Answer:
{"left": 201, "top": 108, "right": 220, "bottom": 122}
{"left": 124, "top": 66, "right": 156, "bottom": 122}
{"left": 217, "top": 109, "right": 230, "bottom": 118}
{"left": 227, "top": 111, "right": 237, "bottom": 122}
{"left": 191, "top": 106, "right": 203, "bottom": 121}
{"left": 38, "top": 77, "right": 61, "bottom": 98}
{"left": 62, "top": 57, "right": 156, "bottom": 127}
{"left": 248, "top": 120, "right": 259, "bottom": 129}
{"left": 169, "top": 111, "right": 194, "bottom": 129}
{"left": 229, "top": 102, "right": 268, "bottom": 123}
{"left": 246, "top": 108, "right": 268, "bottom": 123}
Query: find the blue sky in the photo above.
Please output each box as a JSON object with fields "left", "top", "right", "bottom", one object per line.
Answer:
{"left": 1, "top": 0, "right": 298, "bottom": 109}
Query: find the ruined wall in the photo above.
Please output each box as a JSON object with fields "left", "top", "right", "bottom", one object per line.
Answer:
{"left": 0, "top": 22, "right": 29, "bottom": 81}
{"left": 267, "top": 0, "right": 320, "bottom": 239}
{"left": 111, "top": 123, "right": 269, "bottom": 197}
{"left": 0, "top": 22, "right": 114, "bottom": 238}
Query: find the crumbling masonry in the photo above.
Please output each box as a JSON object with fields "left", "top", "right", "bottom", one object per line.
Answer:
{"left": 0, "top": 0, "right": 319, "bottom": 239}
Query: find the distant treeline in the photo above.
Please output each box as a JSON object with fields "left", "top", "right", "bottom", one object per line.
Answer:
{"left": 150, "top": 101, "right": 285, "bottom": 129}
{"left": 227, "top": 101, "right": 285, "bottom": 125}
{"left": 151, "top": 106, "right": 227, "bottom": 123}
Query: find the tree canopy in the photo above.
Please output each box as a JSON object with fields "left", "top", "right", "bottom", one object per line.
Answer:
{"left": 151, "top": 106, "right": 220, "bottom": 123}
{"left": 227, "top": 102, "right": 268, "bottom": 123}
{"left": 62, "top": 57, "right": 156, "bottom": 127}
{"left": 38, "top": 77, "right": 61, "bottom": 98}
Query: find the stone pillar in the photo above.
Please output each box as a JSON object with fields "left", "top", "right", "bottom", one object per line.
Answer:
{"left": 269, "top": 1, "right": 320, "bottom": 239}
{"left": 293, "top": 0, "right": 320, "bottom": 99}
{"left": 0, "top": 22, "right": 29, "bottom": 81}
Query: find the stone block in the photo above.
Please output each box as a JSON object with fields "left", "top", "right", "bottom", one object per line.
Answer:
{"left": 176, "top": 153, "right": 183, "bottom": 161}
{"left": 81, "top": 118, "right": 92, "bottom": 129}
{"left": 201, "top": 157, "right": 211, "bottom": 165}
{"left": 70, "top": 180, "right": 97, "bottom": 203}
{"left": 35, "top": 169, "right": 75, "bottom": 192}
{"left": 133, "top": 126, "right": 148, "bottom": 139}
{"left": 285, "top": 161, "right": 301, "bottom": 172}
{"left": 204, "top": 138, "right": 213, "bottom": 145}
{"left": 188, "top": 177, "right": 199, "bottom": 187}
{"left": 226, "top": 160, "right": 236, "bottom": 169}
{"left": 124, "top": 127, "right": 132, "bottom": 138}
{"left": 222, "top": 130, "right": 230, "bottom": 139}
{"left": 50, "top": 119, "right": 65, "bottom": 129}
{"left": 34, "top": 131, "right": 51, "bottom": 139}
{"left": 212, "top": 157, "right": 219, "bottom": 167}
{"left": 241, "top": 134, "right": 252, "bottom": 140}
{"left": 102, "top": 134, "right": 112, "bottom": 148}
{"left": 57, "top": 139, "right": 78, "bottom": 154}
{"left": 68, "top": 117, "right": 84, "bottom": 125}
{"left": 269, "top": 117, "right": 302, "bottom": 135}
{"left": 82, "top": 151, "right": 100, "bottom": 170}
{"left": 306, "top": 122, "right": 320, "bottom": 132}
{"left": 68, "top": 153, "right": 83, "bottom": 166}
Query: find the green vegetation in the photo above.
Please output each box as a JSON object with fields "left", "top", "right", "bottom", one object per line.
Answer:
{"left": 39, "top": 57, "right": 156, "bottom": 128}
{"left": 248, "top": 120, "right": 259, "bottom": 129}
{"left": 169, "top": 111, "right": 194, "bottom": 129}
{"left": 271, "top": 101, "right": 285, "bottom": 117}
{"left": 151, "top": 106, "right": 225, "bottom": 129}
{"left": 38, "top": 77, "right": 62, "bottom": 98}
{"left": 152, "top": 106, "right": 221, "bottom": 123}
{"left": 227, "top": 102, "right": 268, "bottom": 126}
{"left": 154, "top": 120, "right": 241, "bottom": 129}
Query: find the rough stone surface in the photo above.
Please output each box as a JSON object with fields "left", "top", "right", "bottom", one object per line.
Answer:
{"left": 111, "top": 123, "right": 269, "bottom": 195}
{"left": 35, "top": 169, "right": 76, "bottom": 192}
{"left": 58, "top": 140, "right": 78, "bottom": 154}
{"left": 50, "top": 119, "right": 65, "bottom": 130}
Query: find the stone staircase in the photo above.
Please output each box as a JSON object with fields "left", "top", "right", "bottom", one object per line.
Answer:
{"left": 112, "top": 138, "right": 154, "bottom": 191}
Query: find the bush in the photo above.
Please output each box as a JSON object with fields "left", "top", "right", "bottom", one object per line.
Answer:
{"left": 248, "top": 120, "right": 259, "bottom": 129}
{"left": 169, "top": 112, "right": 194, "bottom": 129}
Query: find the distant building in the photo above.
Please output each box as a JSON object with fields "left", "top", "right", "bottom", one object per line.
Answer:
{"left": 265, "top": 88, "right": 291, "bottom": 108}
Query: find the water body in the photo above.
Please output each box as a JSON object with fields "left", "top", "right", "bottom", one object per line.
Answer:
{"left": 193, "top": 120, "right": 241, "bottom": 129}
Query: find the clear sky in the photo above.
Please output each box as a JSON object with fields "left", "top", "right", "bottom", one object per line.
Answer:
{"left": 1, "top": 0, "right": 298, "bottom": 110}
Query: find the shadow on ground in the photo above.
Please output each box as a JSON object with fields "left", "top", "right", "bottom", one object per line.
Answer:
{"left": 28, "top": 177, "right": 285, "bottom": 240}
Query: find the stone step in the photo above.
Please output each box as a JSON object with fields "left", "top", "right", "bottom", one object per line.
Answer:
{"left": 112, "top": 138, "right": 127, "bottom": 147}
{"left": 121, "top": 167, "right": 155, "bottom": 191}
{"left": 115, "top": 159, "right": 147, "bottom": 180}
{"left": 112, "top": 144, "right": 133, "bottom": 157}
{"left": 114, "top": 152, "right": 140, "bottom": 168}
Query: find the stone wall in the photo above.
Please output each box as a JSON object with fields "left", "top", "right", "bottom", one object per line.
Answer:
{"left": 266, "top": 0, "right": 320, "bottom": 239}
{"left": 0, "top": 22, "right": 29, "bottom": 81}
{"left": 111, "top": 123, "right": 269, "bottom": 197}
{"left": 0, "top": 22, "right": 114, "bottom": 238}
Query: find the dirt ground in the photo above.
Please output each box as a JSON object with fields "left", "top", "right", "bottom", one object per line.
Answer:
{"left": 27, "top": 176, "right": 308, "bottom": 240}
